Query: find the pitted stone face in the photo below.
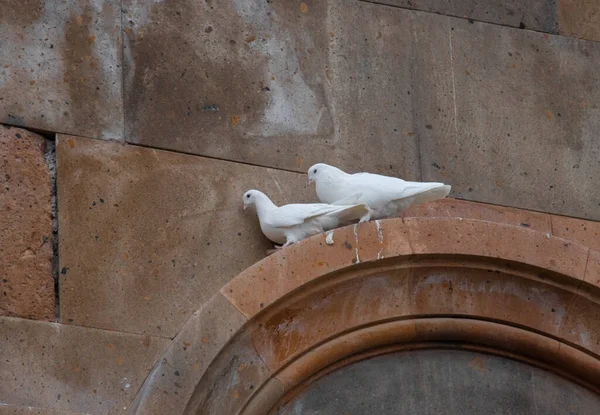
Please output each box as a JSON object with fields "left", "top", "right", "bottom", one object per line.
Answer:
{"left": 0, "top": 0, "right": 124, "bottom": 140}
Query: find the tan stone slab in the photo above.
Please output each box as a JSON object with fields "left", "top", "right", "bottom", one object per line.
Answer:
{"left": 551, "top": 215, "right": 600, "bottom": 253}
{"left": 558, "top": 0, "right": 600, "bottom": 42}
{"left": 404, "top": 198, "right": 552, "bottom": 233}
{"left": 57, "top": 134, "right": 312, "bottom": 336}
{"left": 415, "top": 12, "right": 600, "bottom": 221}
{"left": 0, "top": 0, "right": 123, "bottom": 140}
{"left": 0, "top": 316, "right": 169, "bottom": 414}
{"left": 0, "top": 126, "right": 54, "bottom": 321}
{"left": 130, "top": 293, "right": 247, "bottom": 415}
{"left": 377, "top": 0, "right": 558, "bottom": 32}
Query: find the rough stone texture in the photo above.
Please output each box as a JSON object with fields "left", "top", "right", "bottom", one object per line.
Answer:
{"left": 413, "top": 10, "right": 600, "bottom": 221}
{"left": 57, "top": 134, "right": 312, "bottom": 337}
{"left": 0, "top": 406, "right": 86, "bottom": 415}
{"left": 122, "top": 0, "right": 421, "bottom": 179}
{"left": 123, "top": 0, "right": 333, "bottom": 172}
{"left": 0, "top": 316, "right": 169, "bottom": 414}
{"left": 0, "top": 126, "right": 54, "bottom": 321}
{"left": 277, "top": 349, "right": 600, "bottom": 414}
{"left": 184, "top": 330, "right": 272, "bottom": 414}
{"left": 223, "top": 218, "right": 590, "bottom": 319}
{"left": 376, "top": 0, "right": 558, "bottom": 32}
{"left": 325, "top": 0, "right": 420, "bottom": 177}
{"left": 131, "top": 293, "right": 247, "bottom": 415}
{"left": 0, "top": 0, "right": 123, "bottom": 140}
{"left": 558, "top": 0, "right": 600, "bottom": 42}
{"left": 404, "top": 198, "right": 552, "bottom": 233}
{"left": 552, "top": 215, "right": 600, "bottom": 252}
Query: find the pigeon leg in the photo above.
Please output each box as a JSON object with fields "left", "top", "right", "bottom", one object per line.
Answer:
{"left": 358, "top": 211, "right": 371, "bottom": 224}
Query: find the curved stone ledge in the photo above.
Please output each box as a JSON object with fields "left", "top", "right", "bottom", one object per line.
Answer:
{"left": 131, "top": 217, "right": 600, "bottom": 415}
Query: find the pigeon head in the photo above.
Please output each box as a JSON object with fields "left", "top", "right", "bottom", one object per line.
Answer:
{"left": 307, "top": 163, "right": 344, "bottom": 185}
{"left": 242, "top": 189, "right": 272, "bottom": 211}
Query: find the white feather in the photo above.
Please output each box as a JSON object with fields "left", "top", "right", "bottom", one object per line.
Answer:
{"left": 308, "top": 163, "right": 451, "bottom": 221}
{"left": 243, "top": 189, "right": 369, "bottom": 247}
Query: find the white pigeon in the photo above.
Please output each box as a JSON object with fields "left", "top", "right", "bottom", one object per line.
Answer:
{"left": 243, "top": 189, "right": 369, "bottom": 248}
{"left": 307, "top": 163, "right": 451, "bottom": 222}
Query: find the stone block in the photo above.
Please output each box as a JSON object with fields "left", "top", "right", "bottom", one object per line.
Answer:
{"left": 415, "top": 13, "right": 600, "bottom": 221}
{"left": 558, "top": 0, "right": 600, "bottom": 42}
{"left": 123, "top": 0, "right": 332, "bottom": 172}
{"left": 376, "top": 0, "right": 558, "bottom": 32}
{"left": 0, "top": 0, "right": 123, "bottom": 140}
{"left": 56, "top": 134, "right": 312, "bottom": 337}
{"left": 122, "top": 0, "right": 421, "bottom": 179}
{"left": 131, "top": 293, "right": 247, "bottom": 415}
{"left": 551, "top": 215, "right": 600, "bottom": 252}
{"left": 0, "top": 126, "right": 54, "bottom": 321}
{"left": 0, "top": 316, "right": 169, "bottom": 414}
{"left": 403, "top": 198, "right": 552, "bottom": 233}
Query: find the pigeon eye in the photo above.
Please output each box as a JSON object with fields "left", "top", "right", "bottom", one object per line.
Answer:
{"left": 246, "top": 194, "right": 250, "bottom": 198}
{"left": 313, "top": 169, "right": 317, "bottom": 173}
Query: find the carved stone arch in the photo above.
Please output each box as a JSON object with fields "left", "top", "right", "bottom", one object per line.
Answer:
{"left": 131, "top": 217, "right": 600, "bottom": 414}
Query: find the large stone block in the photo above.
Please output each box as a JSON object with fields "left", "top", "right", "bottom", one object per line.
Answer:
{"left": 0, "top": 0, "right": 123, "bottom": 140}
{"left": 122, "top": 0, "right": 421, "bottom": 179}
{"left": 57, "top": 135, "right": 312, "bottom": 337}
{"left": 376, "top": 0, "right": 558, "bottom": 32}
{"left": 558, "top": 0, "right": 600, "bottom": 42}
{"left": 0, "top": 126, "right": 54, "bottom": 321}
{"left": 409, "top": 11, "right": 600, "bottom": 220}
{"left": 0, "top": 316, "right": 169, "bottom": 414}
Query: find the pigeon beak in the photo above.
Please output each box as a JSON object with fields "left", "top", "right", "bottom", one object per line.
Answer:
{"left": 243, "top": 204, "right": 248, "bottom": 211}
{"left": 308, "top": 177, "right": 314, "bottom": 185}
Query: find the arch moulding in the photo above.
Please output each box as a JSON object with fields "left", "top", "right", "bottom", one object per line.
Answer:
{"left": 130, "top": 215, "right": 600, "bottom": 415}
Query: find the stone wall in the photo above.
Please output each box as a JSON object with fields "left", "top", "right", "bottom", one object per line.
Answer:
{"left": 1, "top": 1, "right": 600, "bottom": 413}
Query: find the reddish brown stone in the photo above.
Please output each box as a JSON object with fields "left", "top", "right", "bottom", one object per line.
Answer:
{"left": 404, "top": 198, "right": 552, "bottom": 233}
{"left": 552, "top": 215, "right": 600, "bottom": 253}
{"left": 224, "top": 218, "right": 590, "bottom": 319}
{"left": 0, "top": 125, "right": 54, "bottom": 321}
{"left": 584, "top": 250, "right": 600, "bottom": 290}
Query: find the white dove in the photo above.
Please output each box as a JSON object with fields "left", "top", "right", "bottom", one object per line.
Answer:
{"left": 307, "top": 163, "right": 451, "bottom": 222}
{"left": 243, "top": 189, "right": 369, "bottom": 248}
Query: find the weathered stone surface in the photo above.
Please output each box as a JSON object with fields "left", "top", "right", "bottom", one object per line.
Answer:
{"left": 57, "top": 134, "right": 312, "bottom": 337}
{"left": 552, "top": 214, "right": 600, "bottom": 252}
{"left": 326, "top": 0, "right": 421, "bottom": 177}
{"left": 277, "top": 349, "right": 600, "bottom": 414}
{"left": 123, "top": 0, "right": 332, "bottom": 172}
{"left": 0, "top": 316, "right": 169, "bottom": 414}
{"left": 122, "top": 0, "right": 421, "bottom": 179}
{"left": 377, "top": 0, "right": 558, "bottom": 32}
{"left": 131, "top": 293, "right": 247, "bottom": 415}
{"left": 558, "top": 0, "right": 600, "bottom": 42}
{"left": 414, "top": 11, "right": 600, "bottom": 221}
{"left": 0, "top": 126, "right": 54, "bottom": 321}
{"left": 0, "top": 0, "right": 123, "bottom": 140}
{"left": 0, "top": 405, "right": 86, "bottom": 415}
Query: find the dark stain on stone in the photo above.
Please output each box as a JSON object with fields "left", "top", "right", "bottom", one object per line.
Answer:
{"left": 124, "top": 0, "right": 270, "bottom": 156}
{"left": 0, "top": 0, "right": 44, "bottom": 26}
{"left": 62, "top": 4, "right": 111, "bottom": 138}
{"left": 344, "top": 241, "right": 352, "bottom": 250}
{"left": 431, "top": 162, "right": 441, "bottom": 170}
{"left": 60, "top": 267, "right": 68, "bottom": 275}
{"left": 520, "top": 223, "right": 530, "bottom": 228}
